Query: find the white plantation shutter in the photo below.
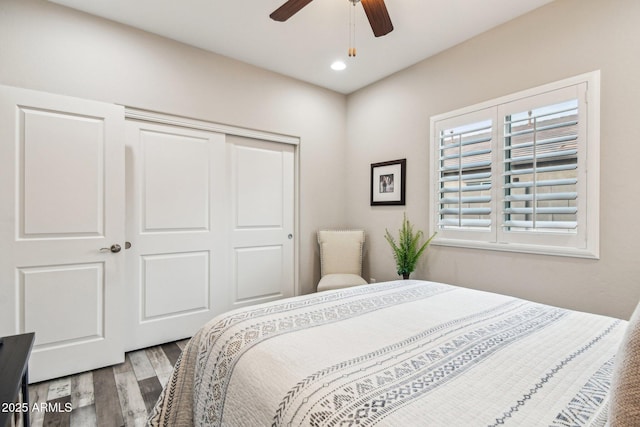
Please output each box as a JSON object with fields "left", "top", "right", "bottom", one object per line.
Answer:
{"left": 430, "top": 72, "right": 599, "bottom": 258}
{"left": 502, "top": 100, "right": 579, "bottom": 231}
{"left": 497, "top": 83, "right": 589, "bottom": 250}
{"left": 438, "top": 120, "right": 493, "bottom": 228}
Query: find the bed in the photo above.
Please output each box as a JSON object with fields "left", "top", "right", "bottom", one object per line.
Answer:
{"left": 147, "top": 280, "right": 639, "bottom": 426}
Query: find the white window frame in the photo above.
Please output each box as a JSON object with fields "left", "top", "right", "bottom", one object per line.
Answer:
{"left": 429, "top": 71, "right": 600, "bottom": 259}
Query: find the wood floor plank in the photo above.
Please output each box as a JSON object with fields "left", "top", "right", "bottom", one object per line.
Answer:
{"left": 47, "top": 377, "right": 71, "bottom": 400}
{"left": 138, "top": 376, "right": 163, "bottom": 414}
{"left": 129, "top": 349, "right": 156, "bottom": 381}
{"left": 176, "top": 338, "right": 190, "bottom": 350}
{"left": 114, "top": 367, "right": 148, "bottom": 427}
{"left": 69, "top": 404, "right": 97, "bottom": 427}
{"left": 93, "top": 366, "right": 124, "bottom": 427}
{"left": 145, "top": 346, "right": 173, "bottom": 386}
{"left": 70, "top": 371, "right": 94, "bottom": 409}
{"left": 41, "top": 395, "right": 71, "bottom": 427}
{"left": 28, "top": 381, "right": 50, "bottom": 427}
{"left": 112, "top": 353, "right": 134, "bottom": 375}
{"left": 160, "top": 342, "right": 182, "bottom": 366}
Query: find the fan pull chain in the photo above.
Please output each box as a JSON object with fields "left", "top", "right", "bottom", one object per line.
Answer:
{"left": 349, "top": 0, "right": 356, "bottom": 57}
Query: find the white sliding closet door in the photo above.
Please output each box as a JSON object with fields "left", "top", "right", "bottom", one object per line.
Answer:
{"left": 124, "top": 121, "right": 227, "bottom": 350}
{"left": 228, "top": 136, "right": 295, "bottom": 307}
{"left": 0, "top": 85, "right": 125, "bottom": 382}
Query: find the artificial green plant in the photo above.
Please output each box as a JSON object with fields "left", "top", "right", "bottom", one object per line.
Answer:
{"left": 384, "top": 213, "right": 436, "bottom": 279}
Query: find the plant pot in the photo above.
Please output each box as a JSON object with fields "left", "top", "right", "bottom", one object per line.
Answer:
{"left": 402, "top": 273, "right": 410, "bottom": 280}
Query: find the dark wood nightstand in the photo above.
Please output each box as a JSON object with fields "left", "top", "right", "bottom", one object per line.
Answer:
{"left": 0, "top": 333, "right": 35, "bottom": 427}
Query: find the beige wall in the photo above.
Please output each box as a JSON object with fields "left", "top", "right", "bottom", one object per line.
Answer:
{"left": 0, "top": 0, "right": 348, "bottom": 295}
{"left": 346, "top": 0, "right": 640, "bottom": 319}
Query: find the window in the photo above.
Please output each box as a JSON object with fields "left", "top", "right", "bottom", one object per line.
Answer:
{"left": 430, "top": 72, "right": 600, "bottom": 258}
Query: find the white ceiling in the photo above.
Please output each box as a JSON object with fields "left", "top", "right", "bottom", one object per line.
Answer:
{"left": 48, "top": 0, "right": 553, "bottom": 94}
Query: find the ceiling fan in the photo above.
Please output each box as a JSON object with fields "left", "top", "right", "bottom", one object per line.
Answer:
{"left": 270, "top": 0, "right": 393, "bottom": 38}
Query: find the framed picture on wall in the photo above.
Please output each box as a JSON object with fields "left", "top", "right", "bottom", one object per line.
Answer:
{"left": 370, "top": 159, "right": 406, "bottom": 206}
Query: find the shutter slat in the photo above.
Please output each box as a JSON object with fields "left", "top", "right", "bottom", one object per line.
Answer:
{"left": 439, "top": 135, "right": 491, "bottom": 151}
{"left": 440, "top": 183, "right": 492, "bottom": 193}
{"left": 504, "top": 178, "right": 577, "bottom": 189}
{"left": 505, "top": 119, "right": 578, "bottom": 138}
{"left": 505, "top": 134, "right": 577, "bottom": 151}
{"left": 503, "top": 220, "right": 577, "bottom": 229}
{"left": 443, "top": 124, "right": 492, "bottom": 138}
{"left": 505, "top": 163, "right": 577, "bottom": 176}
{"left": 504, "top": 207, "right": 577, "bottom": 215}
{"left": 441, "top": 160, "right": 492, "bottom": 171}
{"left": 440, "top": 172, "right": 491, "bottom": 182}
{"left": 505, "top": 149, "right": 577, "bottom": 164}
{"left": 440, "top": 208, "right": 492, "bottom": 215}
{"left": 504, "top": 192, "right": 578, "bottom": 202}
{"left": 440, "top": 196, "right": 492, "bottom": 204}
{"left": 439, "top": 219, "right": 492, "bottom": 227}
{"left": 505, "top": 105, "right": 577, "bottom": 125}
{"left": 441, "top": 147, "right": 491, "bottom": 161}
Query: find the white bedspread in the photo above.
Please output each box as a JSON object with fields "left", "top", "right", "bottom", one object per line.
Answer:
{"left": 148, "top": 280, "right": 626, "bottom": 427}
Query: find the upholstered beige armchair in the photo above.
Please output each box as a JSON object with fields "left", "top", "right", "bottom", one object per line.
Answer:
{"left": 317, "top": 230, "right": 368, "bottom": 292}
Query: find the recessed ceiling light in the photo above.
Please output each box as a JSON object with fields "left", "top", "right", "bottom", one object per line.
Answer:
{"left": 331, "top": 61, "right": 347, "bottom": 71}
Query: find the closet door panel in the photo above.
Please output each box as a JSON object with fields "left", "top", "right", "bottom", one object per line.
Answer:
{"left": 228, "top": 136, "right": 295, "bottom": 307}
{"left": 142, "top": 251, "right": 210, "bottom": 319}
{"left": 125, "top": 121, "right": 226, "bottom": 350}
{"left": 142, "top": 130, "right": 210, "bottom": 231}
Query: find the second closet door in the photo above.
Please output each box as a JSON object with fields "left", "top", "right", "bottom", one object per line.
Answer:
{"left": 227, "top": 135, "right": 296, "bottom": 309}
{"left": 125, "top": 121, "right": 227, "bottom": 350}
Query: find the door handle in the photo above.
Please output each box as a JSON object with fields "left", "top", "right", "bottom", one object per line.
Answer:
{"left": 100, "top": 244, "right": 122, "bottom": 253}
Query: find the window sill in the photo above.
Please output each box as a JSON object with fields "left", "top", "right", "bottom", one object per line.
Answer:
{"left": 431, "top": 238, "right": 599, "bottom": 260}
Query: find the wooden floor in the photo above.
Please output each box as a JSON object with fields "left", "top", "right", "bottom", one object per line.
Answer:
{"left": 27, "top": 339, "right": 189, "bottom": 427}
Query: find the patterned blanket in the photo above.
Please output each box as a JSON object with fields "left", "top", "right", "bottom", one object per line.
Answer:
{"left": 148, "top": 280, "right": 626, "bottom": 426}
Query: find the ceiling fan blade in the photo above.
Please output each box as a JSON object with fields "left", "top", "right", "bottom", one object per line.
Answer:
{"left": 270, "top": 0, "right": 314, "bottom": 22}
{"left": 361, "top": 0, "right": 393, "bottom": 37}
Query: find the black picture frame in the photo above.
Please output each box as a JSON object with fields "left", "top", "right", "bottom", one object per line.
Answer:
{"left": 370, "top": 159, "right": 406, "bottom": 206}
